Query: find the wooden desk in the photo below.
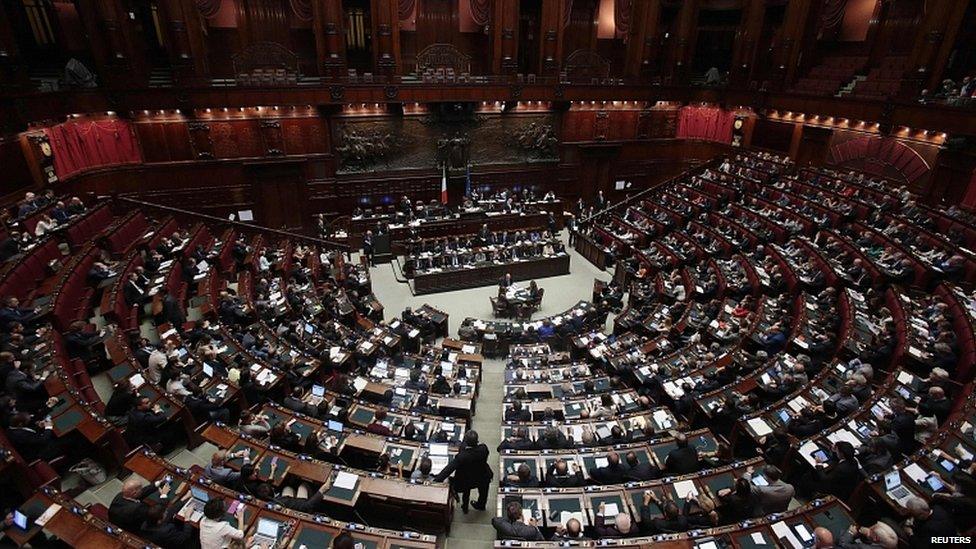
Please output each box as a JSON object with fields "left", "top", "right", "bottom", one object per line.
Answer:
{"left": 412, "top": 254, "right": 570, "bottom": 294}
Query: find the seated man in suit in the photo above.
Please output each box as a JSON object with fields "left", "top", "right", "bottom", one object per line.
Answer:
{"left": 140, "top": 503, "right": 195, "bottom": 549}
{"left": 747, "top": 465, "right": 794, "bottom": 515}
{"left": 109, "top": 478, "right": 166, "bottom": 535}
{"left": 126, "top": 397, "right": 170, "bottom": 451}
{"left": 491, "top": 501, "right": 543, "bottom": 540}
{"left": 499, "top": 272, "right": 513, "bottom": 289}
{"left": 623, "top": 451, "right": 660, "bottom": 481}
{"left": 545, "top": 459, "right": 584, "bottom": 487}
{"left": 6, "top": 412, "right": 60, "bottom": 462}
{"left": 588, "top": 452, "right": 629, "bottom": 484}
{"left": 664, "top": 433, "right": 701, "bottom": 475}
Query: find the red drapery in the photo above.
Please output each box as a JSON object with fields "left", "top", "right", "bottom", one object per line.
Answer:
{"left": 44, "top": 119, "right": 142, "bottom": 180}
{"left": 399, "top": 0, "right": 416, "bottom": 21}
{"left": 820, "top": 0, "right": 848, "bottom": 33}
{"left": 963, "top": 169, "right": 976, "bottom": 210}
{"left": 676, "top": 106, "right": 735, "bottom": 143}
{"left": 470, "top": 0, "right": 490, "bottom": 26}
{"left": 289, "top": 0, "right": 312, "bottom": 21}
{"left": 614, "top": 0, "right": 632, "bottom": 40}
{"left": 194, "top": 0, "right": 221, "bottom": 18}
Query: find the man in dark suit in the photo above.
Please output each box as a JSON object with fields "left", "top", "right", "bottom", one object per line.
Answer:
{"left": 124, "top": 273, "right": 147, "bottom": 306}
{"left": 664, "top": 433, "right": 701, "bottom": 475}
{"left": 499, "top": 272, "right": 513, "bottom": 288}
{"left": 362, "top": 230, "right": 375, "bottom": 267}
{"left": 6, "top": 412, "right": 59, "bottom": 461}
{"left": 434, "top": 430, "right": 492, "bottom": 513}
{"left": 588, "top": 452, "right": 629, "bottom": 484}
{"left": 545, "top": 459, "right": 584, "bottom": 487}
{"left": 140, "top": 501, "right": 194, "bottom": 549}
{"left": 126, "top": 397, "right": 169, "bottom": 450}
{"left": 623, "top": 451, "right": 660, "bottom": 481}
{"left": 0, "top": 297, "right": 36, "bottom": 329}
{"left": 491, "top": 501, "right": 543, "bottom": 540}
{"left": 109, "top": 478, "right": 165, "bottom": 534}
{"left": 155, "top": 288, "right": 186, "bottom": 329}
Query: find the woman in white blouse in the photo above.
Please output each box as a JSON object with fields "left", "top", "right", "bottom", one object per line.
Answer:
{"left": 34, "top": 215, "right": 56, "bottom": 237}
{"left": 199, "top": 497, "right": 246, "bottom": 549}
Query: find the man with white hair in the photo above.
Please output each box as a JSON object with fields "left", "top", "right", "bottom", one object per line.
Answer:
{"left": 837, "top": 521, "right": 898, "bottom": 549}
{"left": 903, "top": 496, "right": 958, "bottom": 548}
{"left": 594, "top": 501, "right": 638, "bottom": 538}
{"left": 109, "top": 477, "right": 168, "bottom": 534}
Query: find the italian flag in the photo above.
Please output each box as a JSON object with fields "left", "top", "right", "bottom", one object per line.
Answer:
{"left": 440, "top": 164, "right": 448, "bottom": 205}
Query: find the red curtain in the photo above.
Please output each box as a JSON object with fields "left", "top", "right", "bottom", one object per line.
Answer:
{"left": 470, "top": 0, "right": 490, "bottom": 26}
{"left": 820, "top": 0, "right": 848, "bottom": 33}
{"left": 676, "top": 106, "right": 735, "bottom": 143}
{"left": 194, "top": 0, "right": 221, "bottom": 18}
{"left": 44, "top": 119, "right": 142, "bottom": 179}
{"left": 614, "top": 0, "right": 632, "bottom": 39}
{"left": 398, "top": 0, "right": 416, "bottom": 21}
{"left": 963, "top": 169, "right": 976, "bottom": 210}
{"left": 289, "top": 0, "right": 312, "bottom": 21}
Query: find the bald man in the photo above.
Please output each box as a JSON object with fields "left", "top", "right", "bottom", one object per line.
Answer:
{"left": 814, "top": 527, "right": 835, "bottom": 548}
{"left": 109, "top": 477, "right": 167, "bottom": 534}
{"left": 551, "top": 517, "right": 589, "bottom": 541}
{"left": 837, "top": 522, "right": 898, "bottom": 549}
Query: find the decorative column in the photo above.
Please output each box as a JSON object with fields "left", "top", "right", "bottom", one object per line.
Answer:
{"left": 623, "top": 0, "right": 660, "bottom": 80}
{"left": 538, "top": 0, "right": 566, "bottom": 77}
{"left": 369, "top": 0, "right": 401, "bottom": 77}
{"left": 158, "top": 0, "right": 210, "bottom": 84}
{"left": 730, "top": 0, "right": 764, "bottom": 87}
{"left": 491, "top": 0, "right": 520, "bottom": 75}
{"left": 770, "top": 0, "right": 814, "bottom": 89}
{"left": 666, "top": 0, "right": 699, "bottom": 85}
{"left": 909, "top": 0, "right": 971, "bottom": 92}
{"left": 313, "top": 0, "right": 346, "bottom": 77}
{"left": 74, "top": 0, "right": 148, "bottom": 87}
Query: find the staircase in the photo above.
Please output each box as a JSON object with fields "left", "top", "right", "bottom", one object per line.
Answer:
{"left": 837, "top": 75, "right": 865, "bottom": 97}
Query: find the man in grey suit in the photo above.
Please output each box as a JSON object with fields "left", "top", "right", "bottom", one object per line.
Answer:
{"left": 748, "top": 465, "right": 795, "bottom": 514}
{"left": 491, "top": 501, "right": 544, "bottom": 540}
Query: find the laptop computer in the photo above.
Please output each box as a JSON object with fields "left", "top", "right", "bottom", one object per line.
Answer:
{"left": 252, "top": 517, "right": 282, "bottom": 547}
{"left": 884, "top": 471, "right": 912, "bottom": 504}
{"left": 179, "top": 486, "right": 210, "bottom": 522}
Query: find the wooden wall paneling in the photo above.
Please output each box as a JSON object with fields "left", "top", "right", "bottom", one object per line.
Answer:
{"left": 750, "top": 118, "right": 795, "bottom": 153}
{"left": 794, "top": 125, "right": 832, "bottom": 167}
{"left": 0, "top": 137, "right": 35, "bottom": 198}
{"left": 164, "top": 122, "right": 194, "bottom": 161}
{"left": 246, "top": 159, "right": 308, "bottom": 230}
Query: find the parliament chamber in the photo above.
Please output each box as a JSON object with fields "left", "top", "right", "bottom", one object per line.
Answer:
{"left": 2, "top": 1, "right": 976, "bottom": 548}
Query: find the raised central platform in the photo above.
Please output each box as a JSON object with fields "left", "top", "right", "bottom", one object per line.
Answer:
{"left": 410, "top": 254, "right": 571, "bottom": 294}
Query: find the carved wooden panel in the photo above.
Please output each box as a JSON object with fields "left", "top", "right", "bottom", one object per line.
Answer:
{"left": 259, "top": 120, "right": 284, "bottom": 156}
{"left": 594, "top": 111, "right": 610, "bottom": 140}
{"left": 331, "top": 112, "right": 558, "bottom": 173}
{"left": 187, "top": 122, "right": 214, "bottom": 159}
